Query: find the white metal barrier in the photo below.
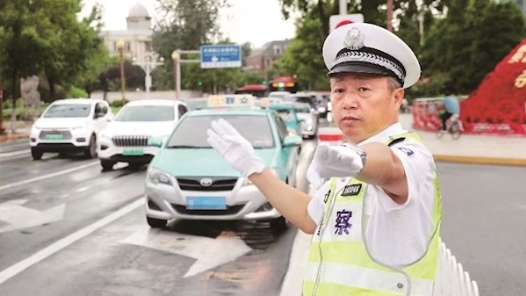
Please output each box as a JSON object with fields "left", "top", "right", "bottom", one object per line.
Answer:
{"left": 435, "top": 239, "right": 480, "bottom": 296}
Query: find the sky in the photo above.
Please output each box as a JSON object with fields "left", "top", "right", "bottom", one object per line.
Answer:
{"left": 79, "top": 0, "right": 298, "bottom": 48}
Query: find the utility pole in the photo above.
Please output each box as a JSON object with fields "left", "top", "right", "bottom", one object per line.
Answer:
{"left": 387, "top": 0, "right": 394, "bottom": 32}
{"left": 0, "top": 71, "right": 4, "bottom": 135}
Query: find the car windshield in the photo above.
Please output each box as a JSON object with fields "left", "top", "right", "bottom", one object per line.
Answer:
{"left": 43, "top": 104, "right": 91, "bottom": 118}
{"left": 293, "top": 104, "right": 311, "bottom": 114}
{"left": 284, "top": 96, "right": 316, "bottom": 108}
{"left": 166, "top": 114, "right": 275, "bottom": 148}
{"left": 115, "top": 105, "right": 174, "bottom": 122}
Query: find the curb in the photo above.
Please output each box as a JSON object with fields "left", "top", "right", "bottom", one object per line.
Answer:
{"left": 0, "top": 133, "right": 29, "bottom": 143}
{"left": 433, "top": 154, "right": 526, "bottom": 167}
{"left": 279, "top": 186, "right": 315, "bottom": 296}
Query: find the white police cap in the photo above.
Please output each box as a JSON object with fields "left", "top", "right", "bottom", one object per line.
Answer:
{"left": 322, "top": 23, "right": 421, "bottom": 89}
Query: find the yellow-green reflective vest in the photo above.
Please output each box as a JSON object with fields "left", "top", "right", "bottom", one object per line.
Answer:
{"left": 303, "top": 132, "right": 442, "bottom": 296}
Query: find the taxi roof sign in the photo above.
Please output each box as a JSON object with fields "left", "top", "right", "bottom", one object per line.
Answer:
{"left": 207, "top": 94, "right": 256, "bottom": 108}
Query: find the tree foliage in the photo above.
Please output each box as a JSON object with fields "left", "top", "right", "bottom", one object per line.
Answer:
{"left": 419, "top": 0, "right": 526, "bottom": 95}
{"left": 0, "top": 0, "right": 110, "bottom": 102}
{"left": 274, "top": 0, "right": 526, "bottom": 97}
{"left": 151, "top": 0, "right": 265, "bottom": 92}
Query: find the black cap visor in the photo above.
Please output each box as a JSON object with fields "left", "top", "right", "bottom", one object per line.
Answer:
{"left": 327, "top": 62, "right": 392, "bottom": 78}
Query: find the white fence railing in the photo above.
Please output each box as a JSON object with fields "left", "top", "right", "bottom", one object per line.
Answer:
{"left": 435, "top": 239, "right": 480, "bottom": 296}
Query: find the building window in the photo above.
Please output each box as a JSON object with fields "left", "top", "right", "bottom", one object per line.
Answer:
{"left": 145, "top": 41, "right": 151, "bottom": 52}
{"left": 113, "top": 42, "right": 118, "bottom": 52}
{"left": 273, "top": 45, "right": 281, "bottom": 55}
{"left": 125, "top": 42, "right": 132, "bottom": 52}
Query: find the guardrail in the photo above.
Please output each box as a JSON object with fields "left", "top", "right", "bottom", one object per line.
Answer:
{"left": 435, "top": 239, "right": 480, "bottom": 296}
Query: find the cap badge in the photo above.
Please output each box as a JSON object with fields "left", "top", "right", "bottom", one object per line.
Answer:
{"left": 344, "top": 27, "right": 365, "bottom": 50}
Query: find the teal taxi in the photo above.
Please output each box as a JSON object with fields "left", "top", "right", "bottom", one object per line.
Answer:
{"left": 266, "top": 102, "right": 303, "bottom": 137}
{"left": 144, "top": 95, "right": 302, "bottom": 231}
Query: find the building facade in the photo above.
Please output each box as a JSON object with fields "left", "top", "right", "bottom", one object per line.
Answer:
{"left": 244, "top": 39, "right": 292, "bottom": 75}
{"left": 99, "top": 2, "right": 155, "bottom": 63}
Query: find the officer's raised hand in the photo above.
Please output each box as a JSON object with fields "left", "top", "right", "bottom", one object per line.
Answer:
{"left": 307, "top": 142, "right": 366, "bottom": 185}
{"left": 206, "top": 118, "right": 265, "bottom": 177}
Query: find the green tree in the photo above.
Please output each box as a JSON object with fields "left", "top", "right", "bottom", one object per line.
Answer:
{"left": 151, "top": 0, "right": 229, "bottom": 90}
{"left": 278, "top": 0, "right": 446, "bottom": 37}
{"left": 274, "top": 12, "right": 328, "bottom": 90}
{"left": 73, "top": 3, "right": 111, "bottom": 97}
{"left": 420, "top": 0, "right": 525, "bottom": 95}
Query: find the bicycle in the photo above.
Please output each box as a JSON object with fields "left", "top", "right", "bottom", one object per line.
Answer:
{"left": 437, "top": 113, "right": 462, "bottom": 140}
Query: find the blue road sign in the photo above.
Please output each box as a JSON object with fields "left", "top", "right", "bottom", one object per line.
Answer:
{"left": 200, "top": 44, "right": 242, "bottom": 69}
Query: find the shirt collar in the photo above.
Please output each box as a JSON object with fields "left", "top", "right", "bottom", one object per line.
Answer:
{"left": 357, "top": 122, "right": 406, "bottom": 146}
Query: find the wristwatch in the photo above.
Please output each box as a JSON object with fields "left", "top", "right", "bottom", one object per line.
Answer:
{"left": 341, "top": 143, "right": 367, "bottom": 172}
{"left": 349, "top": 144, "right": 367, "bottom": 172}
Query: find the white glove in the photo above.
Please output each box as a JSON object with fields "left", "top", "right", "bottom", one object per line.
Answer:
{"left": 306, "top": 142, "right": 365, "bottom": 183}
{"left": 207, "top": 118, "right": 265, "bottom": 177}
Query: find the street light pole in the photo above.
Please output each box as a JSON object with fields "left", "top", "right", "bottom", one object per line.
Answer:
{"left": 171, "top": 50, "right": 181, "bottom": 101}
{"left": 117, "top": 39, "right": 126, "bottom": 105}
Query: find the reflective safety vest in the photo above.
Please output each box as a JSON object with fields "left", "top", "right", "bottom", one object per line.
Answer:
{"left": 303, "top": 132, "right": 442, "bottom": 296}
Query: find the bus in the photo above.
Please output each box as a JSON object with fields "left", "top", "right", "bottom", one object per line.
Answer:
{"left": 268, "top": 76, "right": 298, "bottom": 93}
{"left": 234, "top": 84, "right": 269, "bottom": 98}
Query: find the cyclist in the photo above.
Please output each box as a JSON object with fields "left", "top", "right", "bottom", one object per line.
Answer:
{"left": 439, "top": 87, "right": 460, "bottom": 134}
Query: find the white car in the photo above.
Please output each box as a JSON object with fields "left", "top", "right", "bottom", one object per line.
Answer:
{"left": 30, "top": 98, "right": 113, "bottom": 160}
{"left": 293, "top": 102, "right": 318, "bottom": 138}
{"left": 98, "top": 99, "right": 188, "bottom": 170}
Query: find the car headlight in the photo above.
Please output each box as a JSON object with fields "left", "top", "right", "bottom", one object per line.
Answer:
{"left": 148, "top": 169, "right": 172, "bottom": 185}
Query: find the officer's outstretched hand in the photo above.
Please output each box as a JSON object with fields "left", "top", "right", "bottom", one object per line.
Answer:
{"left": 307, "top": 142, "right": 364, "bottom": 186}
{"left": 207, "top": 118, "right": 265, "bottom": 178}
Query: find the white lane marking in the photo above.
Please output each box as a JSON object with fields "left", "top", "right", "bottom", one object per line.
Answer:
{"left": 0, "top": 198, "right": 144, "bottom": 285}
{"left": 0, "top": 150, "right": 29, "bottom": 158}
{"left": 76, "top": 186, "right": 90, "bottom": 193}
{"left": 0, "top": 161, "right": 98, "bottom": 191}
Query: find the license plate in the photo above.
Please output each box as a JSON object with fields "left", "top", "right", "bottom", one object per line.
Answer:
{"left": 186, "top": 196, "right": 226, "bottom": 210}
{"left": 123, "top": 149, "right": 144, "bottom": 156}
{"left": 45, "top": 134, "right": 64, "bottom": 140}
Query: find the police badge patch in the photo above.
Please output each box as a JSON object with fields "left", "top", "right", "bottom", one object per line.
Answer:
{"left": 344, "top": 27, "right": 365, "bottom": 50}
{"left": 398, "top": 147, "right": 414, "bottom": 156}
{"left": 341, "top": 184, "right": 362, "bottom": 196}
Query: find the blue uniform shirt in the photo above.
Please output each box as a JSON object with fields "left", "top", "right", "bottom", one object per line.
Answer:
{"left": 443, "top": 95, "right": 460, "bottom": 114}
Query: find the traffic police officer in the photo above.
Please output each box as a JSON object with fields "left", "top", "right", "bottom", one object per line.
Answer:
{"left": 207, "top": 22, "right": 442, "bottom": 296}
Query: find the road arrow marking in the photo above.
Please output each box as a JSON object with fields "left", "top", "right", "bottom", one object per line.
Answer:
{"left": 0, "top": 199, "right": 66, "bottom": 233}
{"left": 121, "top": 228, "right": 252, "bottom": 278}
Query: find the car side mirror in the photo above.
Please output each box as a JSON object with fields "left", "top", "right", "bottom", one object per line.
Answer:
{"left": 148, "top": 136, "right": 164, "bottom": 148}
{"left": 283, "top": 135, "right": 302, "bottom": 147}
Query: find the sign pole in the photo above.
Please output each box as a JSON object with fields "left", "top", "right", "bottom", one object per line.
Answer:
{"left": 339, "top": 0, "right": 347, "bottom": 15}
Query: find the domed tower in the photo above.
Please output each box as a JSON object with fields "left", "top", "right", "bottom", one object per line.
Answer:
{"left": 126, "top": 2, "right": 151, "bottom": 30}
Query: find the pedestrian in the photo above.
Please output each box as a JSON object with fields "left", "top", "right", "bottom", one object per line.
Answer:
{"left": 207, "top": 22, "right": 442, "bottom": 296}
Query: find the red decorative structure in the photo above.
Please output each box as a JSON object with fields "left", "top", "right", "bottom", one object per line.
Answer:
{"left": 412, "top": 39, "right": 526, "bottom": 136}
